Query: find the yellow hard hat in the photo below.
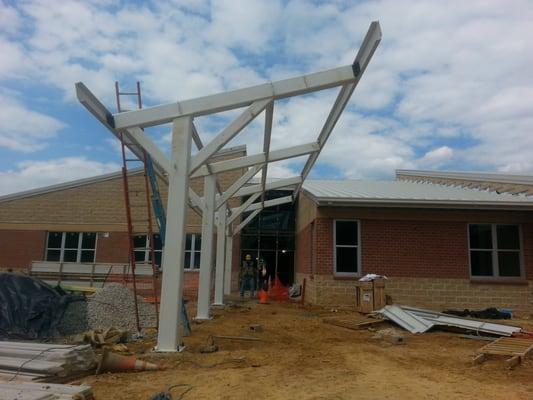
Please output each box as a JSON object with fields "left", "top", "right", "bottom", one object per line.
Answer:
{"left": 245, "top": 254, "right": 252, "bottom": 260}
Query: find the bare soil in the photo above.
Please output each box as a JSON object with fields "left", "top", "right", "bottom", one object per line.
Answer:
{"left": 85, "top": 300, "right": 533, "bottom": 400}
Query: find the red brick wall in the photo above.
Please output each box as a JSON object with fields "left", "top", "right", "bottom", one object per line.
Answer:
{"left": 0, "top": 230, "right": 46, "bottom": 271}
{"left": 96, "top": 232, "right": 129, "bottom": 263}
{"left": 304, "top": 217, "right": 533, "bottom": 280}
{"left": 361, "top": 219, "right": 470, "bottom": 279}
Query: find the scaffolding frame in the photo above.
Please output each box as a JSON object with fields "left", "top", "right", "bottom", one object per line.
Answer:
{"left": 76, "top": 21, "right": 381, "bottom": 352}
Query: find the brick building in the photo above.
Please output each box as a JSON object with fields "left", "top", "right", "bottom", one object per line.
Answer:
{"left": 0, "top": 146, "right": 246, "bottom": 298}
{"left": 295, "top": 178, "right": 533, "bottom": 313}
{"left": 1, "top": 161, "right": 533, "bottom": 313}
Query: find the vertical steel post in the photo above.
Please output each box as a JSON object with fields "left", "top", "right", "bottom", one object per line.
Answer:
{"left": 213, "top": 206, "right": 227, "bottom": 305}
{"left": 224, "top": 233, "right": 234, "bottom": 295}
{"left": 195, "top": 174, "right": 216, "bottom": 320}
{"left": 155, "top": 116, "right": 192, "bottom": 352}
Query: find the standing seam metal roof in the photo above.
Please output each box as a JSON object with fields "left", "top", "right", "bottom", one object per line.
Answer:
{"left": 301, "top": 180, "right": 533, "bottom": 207}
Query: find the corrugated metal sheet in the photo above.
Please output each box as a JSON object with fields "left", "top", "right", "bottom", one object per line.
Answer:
{"left": 378, "top": 305, "right": 434, "bottom": 333}
{"left": 302, "top": 179, "right": 533, "bottom": 207}
{"left": 377, "top": 305, "right": 522, "bottom": 336}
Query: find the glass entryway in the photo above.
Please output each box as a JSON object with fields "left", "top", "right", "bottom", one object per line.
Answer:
{"left": 239, "top": 190, "right": 295, "bottom": 285}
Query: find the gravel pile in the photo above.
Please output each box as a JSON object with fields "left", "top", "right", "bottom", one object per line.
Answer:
{"left": 59, "top": 284, "right": 157, "bottom": 334}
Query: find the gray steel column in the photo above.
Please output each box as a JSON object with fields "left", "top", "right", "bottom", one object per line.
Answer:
{"left": 155, "top": 116, "right": 192, "bottom": 352}
{"left": 195, "top": 174, "right": 216, "bottom": 320}
{"left": 213, "top": 206, "right": 227, "bottom": 305}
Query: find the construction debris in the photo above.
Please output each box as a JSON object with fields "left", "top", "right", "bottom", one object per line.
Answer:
{"left": 474, "top": 337, "right": 533, "bottom": 369}
{"left": 59, "top": 284, "right": 157, "bottom": 334}
{"left": 371, "top": 328, "right": 406, "bottom": 345}
{"left": 0, "top": 341, "right": 96, "bottom": 381}
{"left": 376, "top": 305, "right": 522, "bottom": 336}
{"left": 96, "top": 349, "right": 162, "bottom": 373}
{"left": 0, "top": 381, "right": 93, "bottom": 400}
{"left": 323, "top": 316, "right": 386, "bottom": 331}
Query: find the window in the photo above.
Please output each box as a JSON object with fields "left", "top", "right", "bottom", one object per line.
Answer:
{"left": 185, "top": 234, "right": 201, "bottom": 269}
{"left": 133, "top": 234, "right": 163, "bottom": 267}
{"left": 45, "top": 232, "right": 97, "bottom": 263}
{"left": 469, "top": 224, "right": 522, "bottom": 279}
{"left": 334, "top": 220, "right": 360, "bottom": 276}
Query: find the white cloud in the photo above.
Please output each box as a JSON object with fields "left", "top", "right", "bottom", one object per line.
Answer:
{"left": 418, "top": 146, "right": 454, "bottom": 168}
{"left": 0, "top": 93, "right": 66, "bottom": 152}
{"left": 1, "top": 0, "right": 533, "bottom": 187}
{"left": 0, "top": 157, "right": 120, "bottom": 195}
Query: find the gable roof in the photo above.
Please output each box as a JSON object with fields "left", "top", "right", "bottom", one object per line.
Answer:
{"left": 302, "top": 179, "right": 533, "bottom": 209}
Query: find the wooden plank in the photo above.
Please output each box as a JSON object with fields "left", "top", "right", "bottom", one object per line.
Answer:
{"left": 323, "top": 317, "right": 385, "bottom": 331}
{"left": 472, "top": 353, "right": 487, "bottom": 365}
{"left": 505, "top": 355, "right": 521, "bottom": 369}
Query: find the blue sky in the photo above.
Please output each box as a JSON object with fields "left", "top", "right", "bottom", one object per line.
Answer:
{"left": 1, "top": 0, "right": 533, "bottom": 195}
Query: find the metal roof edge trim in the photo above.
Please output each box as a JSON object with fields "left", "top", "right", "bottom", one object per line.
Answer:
{"left": 314, "top": 197, "right": 533, "bottom": 210}
{"left": 396, "top": 169, "right": 533, "bottom": 185}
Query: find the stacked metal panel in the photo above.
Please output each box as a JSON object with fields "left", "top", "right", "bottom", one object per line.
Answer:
{"left": 377, "top": 305, "right": 522, "bottom": 336}
{"left": 0, "top": 342, "right": 96, "bottom": 380}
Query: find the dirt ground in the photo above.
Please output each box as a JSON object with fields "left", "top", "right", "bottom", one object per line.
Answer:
{"left": 85, "top": 300, "right": 533, "bottom": 400}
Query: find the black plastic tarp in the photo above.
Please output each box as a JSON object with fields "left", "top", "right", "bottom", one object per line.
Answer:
{"left": 0, "top": 273, "right": 79, "bottom": 339}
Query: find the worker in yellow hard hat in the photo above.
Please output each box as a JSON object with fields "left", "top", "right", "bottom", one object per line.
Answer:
{"left": 239, "top": 254, "right": 257, "bottom": 298}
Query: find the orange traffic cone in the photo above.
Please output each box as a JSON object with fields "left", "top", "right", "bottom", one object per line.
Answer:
{"left": 97, "top": 349, "right": 163, "bottom": 373}
{"left": 258, "top": 289, "right": 269, "bottom": 304}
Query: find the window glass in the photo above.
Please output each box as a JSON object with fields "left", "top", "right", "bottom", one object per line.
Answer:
{"left": 64, "top": 232, "right": 80, "bottom": 249}
{"left": 184, "top": 252, "right": 191, "bottom": 269}
{"left": 195, "top": 235, "right": 201, "bottom": 250}
{"left": 46, "top": 249, "right": 61, "bottom": 262}
{"left": 153, "top": 234, "right": 163, "bottom": 250}
{"left": 497, "top": 225, "right": 520, "bottom": 250}
{"left": 154, "top": 252, "right": 162, "bottom": 268}
{"left": 469, "top": 224, "right": 492, "bottom": 249}
{"left": 80, "top": 250, "right": 95, "bottom": 263}
{"left": 260, "top": 235, "right": 277, "bottom": 250}
{"left": 498, "top": 252, "right": 521, "bottom": 277}
{"left": 63, "top": 250, "right": 78, "bottom": 262}
{"left": 336, "top": 221, "right": 358, "bottom": 246}
{"left": 185, "top": 234, "right": 192, "bottom": 251}
{"left": 241, "top": 235, "right": 258, "bottom": 249}
{"left": 336, "top": 247, "right": 358, "bottom": 273}
{"left": 134, "top": 251, "right": 145, "bottom": 262}
{"left": 47, "top": 232, "right": 62, "bottom": 248}
{"left": 470, "top": 251, "right": 493, "bottom": 276}
{"left": 82, "top": 233, "right": 96, "bottom": 249}
{"left": 133, "top": 235, "right": 146, "bottom": 249}
{"left": 277, "top": 235, "right": 295, "bottom": 251}
{"left": 193, "top": 251, "right": 201, "bottom": 268}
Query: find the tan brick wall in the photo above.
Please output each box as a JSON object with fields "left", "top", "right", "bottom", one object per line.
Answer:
{"left": 295, "top": 273, "right": 533, "bottom": 314}
{"left": 0, "top": 149, "right": 245, "bottom": 232}
{"left": 296, "top": 191, "right": 317, "bottom": 233}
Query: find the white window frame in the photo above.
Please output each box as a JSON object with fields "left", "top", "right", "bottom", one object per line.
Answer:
{"left": 333, "top": 219, "right": 361, "bottom": 277}
{"left": 468, "top": 223, "right": 524, "bottom": 280}
{"left": 184, "top": 233, "right": 201, "bottom": 270}
{"left": 45, "top": 232, "right": 98, "bottom": 263}
{"left": 133, "top": 234, "right": 163, "bottom": 266}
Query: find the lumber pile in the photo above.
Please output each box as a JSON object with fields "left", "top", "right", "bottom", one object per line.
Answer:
{"left": 0, "top": 341, "right": 96, "bottom": 381}
{"left": 0, "top": 381, "right": 93, "bottom": 399}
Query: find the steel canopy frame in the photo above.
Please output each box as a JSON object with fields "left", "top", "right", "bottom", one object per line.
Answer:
{"left": 76, "top": 21, "right": 381, "bottom": 352}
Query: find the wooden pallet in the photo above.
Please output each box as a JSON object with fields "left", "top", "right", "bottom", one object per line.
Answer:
{"left": 322, "top": 316, "right": 385, "bottom": 331}
{"left": 473, "top": 337, "right": 533, "bottom": 369}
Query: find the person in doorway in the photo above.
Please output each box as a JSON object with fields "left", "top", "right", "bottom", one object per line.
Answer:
{"left": 257, "top": 258, "right": 268, "bottom": 292}
{"left": 239, "top": 254, "right": 257, "bottom": 298}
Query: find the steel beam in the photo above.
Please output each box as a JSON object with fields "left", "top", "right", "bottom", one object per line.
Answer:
{"left": 113, "top": 65, "right": 363, "bottom": 129}
{"left": 215, "top": 165, "right": 262, "bottom": 210}
{"left": 223, "top": 233, "right": 233, "bottom": 295}
{"left": 195, "top": 174, "right": 217, "bottom": 320}
{"left": 155, "top": 116, "right": 192, "bottom": 352}
{"left": 213, "top": 205, "right": 227, "bottom": 305}
{"left": 190, "top": 99, "right": 271, "bottom": 173}
{"left": 191, "top": 142, "right": 319, "bottom": 178}
{"left": 235, "top": 195, "right": 293, "bottom": 213}
{"left": 234, "top": 208, "right": 261, "bottom": 235}
{"left": 234, "top": 176, "right": 302, "bottom": 198}
{"left": 227, "top": 192, "right": 261, "bottom": 225}
{"left": 261, "top": 102, "right": 273, "bottom": 208}
{"left": 295, "top": 21, "right": 382, "bottom": 196}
